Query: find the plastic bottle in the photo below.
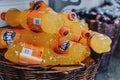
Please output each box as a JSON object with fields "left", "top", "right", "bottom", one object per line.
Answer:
{"left": 28, "top": 0, "right": 64, "bottom": 33}
{"left": 4, "top": 42, "right": 44, "bottom": 65}
{"left": 27, "top": 10, "right": 63, "bottom": 33}
{"left": 0, "top": 28, "right": 53, "bottom": 48}
{"left": 1, "top": 9, "right": 30, "bottom": 30}
{"left": 28, "top": 0, "right": 63, "bottom": 33}
{"left": 42, "top": 36, "right": 90, "bottom": 65}
{"left": 4, "top": 33, "right": 90, "bottom": 65}
{"left": 81, "top": 30, "right": 112, "bottom": 54}
{"left": 1, "top": 9, "right": 20, "bottom": 27}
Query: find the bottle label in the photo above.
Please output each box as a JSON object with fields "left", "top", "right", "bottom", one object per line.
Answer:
{"left": 54, "top": 40, "right": 71, "bottom": 54}
{"left": 27, "top": 10, "right": 43, "bottom": 31}
{"left": 33, "top": 18, "right": 41, "bottom": 25}
{"left": 1, "top": 29, "right": 20, "bottom": 48}
{"left": 59, "top": 40, "right": 70, "bottom": 51}
{"left": 19, "top": 42, "right": 43, "bottom": 65}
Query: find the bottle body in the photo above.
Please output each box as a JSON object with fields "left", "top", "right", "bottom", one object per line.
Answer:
{"left": 18, "top": 10, "right": 30, "bottom": 30}
{"left": 42, "top": 43, "right": 90, "bottom": 65}
{"left": 27, "top": 10, "right": 63, "bottom": 33}
{"left": 1, "top": 9, "right": 30, "bottom": 30}
{"left": 4, "top": 42, "right": 43, "bottom": 65}
{"left": 90, "top": 32, "right": 112, "bottom": 53}
{"left": 81, "top": 30, "right": 112, "bottom": 53}
{"left": 5, "top": 9, "right": 21, "bottom": 27}
{"left": 0, "top": 28, "right": 53, "bottom": 48}
{"left": 42, "top": 36, "right": 90, "bottom": 65}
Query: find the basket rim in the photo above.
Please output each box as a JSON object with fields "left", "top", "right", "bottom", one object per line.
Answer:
{"left": 0, "top": 49, "right": 101, "bottom": 73}
{"left": 0, "top": 56, "right": 100, "bottom": 73}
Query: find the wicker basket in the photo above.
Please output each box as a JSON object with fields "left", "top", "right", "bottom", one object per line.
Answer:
{"left": 0, "top": 49, "right": 100, "bottom": 80}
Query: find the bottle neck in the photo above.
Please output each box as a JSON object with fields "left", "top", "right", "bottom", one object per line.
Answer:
{"left": 0, "top": 12, "right": 6, "bottom": 21}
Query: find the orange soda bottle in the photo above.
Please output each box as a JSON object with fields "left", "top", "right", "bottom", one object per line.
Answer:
{"left": 0, "top": 9, "right": 30, "bottom": 30}
{"left": 0, "top": 28, "right": 53, "bottom": 48}
{"left": 4, "top": 42, "right": 44, "bottom": 65}
{"left": 41, "top": 36, "right": 90, "bottom": 65}
{"left": 81, "top": 30, "right": 112, "bottom": 54}
{"left": 27, "top": 10, "right": 63, "bottom": 33}
{"left": 28, "top": 0, "right": 63, "bottom": 33}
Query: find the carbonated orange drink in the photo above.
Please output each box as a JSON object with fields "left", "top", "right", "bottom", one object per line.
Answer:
{"left": 0, "top": 28, "right": 53, "bottom": 48}
{"left": 81, "top": 30, "right": 112, "bottom": 53}
{"left": 27, "top": 10, "right": 63, "bottom": 33}
{"left": 4, "top": 42, "right": 44, "bottom": 65}
{"left": 1, "top": 9, "right": 30, "bottom": 30}
{"left": 42, "top": 36, "right": 90, "bottom": 65}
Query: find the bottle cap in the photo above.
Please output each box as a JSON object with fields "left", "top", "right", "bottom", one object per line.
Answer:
{"left": 0, "top": 12, "right": 6, "bottom": 21}
{"left": 81, "top": 30, "right": 90, "bottom": 38}
{"left": 73, "top": 34, "right": 81, "bottom": 42}
{"left": 81, "top": 30, "right": 97, "bottom": 46}
{"left": 54, "top": 37, "right": 70, "bottom": 54}
{"left": 58, "top": 36, "right": 65, "bottom": 46}
{"left": 59, "top": 26, "right": 69, "bottom": 36}
{"left": 32, "top": 0, "right": 48, "bottom": 10}
{"left": 68, "top": 12, "right": 77, "bottom": 21}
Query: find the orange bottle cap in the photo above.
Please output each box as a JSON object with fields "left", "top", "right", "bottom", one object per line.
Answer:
{"left": 33, "top": 0, "right": 48, "bottom": 10}
{"left": 58, "top": 36, "right": 65, "bottom": 46}
{"left": 54, "top": 43, "right": 64, "bottom": 54}
{"left": 0, "top": 12, "right": 6, "bottom": 21}
{"left": 81, "top": 30, "right": 90, "bottom": 38}
{"left": 54, "top": 37, "right": 70, "bottom": 54}
{"left": 81, "top": 30, "right": 92, "bottom": 46}
{"left": 73, "top": 34, "right": 81, "bottom": 42}
{"left": 59, "top": 26, "right": 70, "bottom": 36}
{"left": 68, "top": 12, "right": 77, "bottom": 21}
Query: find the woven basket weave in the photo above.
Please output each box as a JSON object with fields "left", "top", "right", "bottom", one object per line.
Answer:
{"left": 0, "top": 49, "right": 100, "bottom": 80}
